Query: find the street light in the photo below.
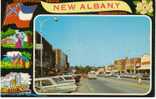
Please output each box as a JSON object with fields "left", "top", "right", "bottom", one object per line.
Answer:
{"left": 38, "top": 16, "right": 59, "bottom": 77}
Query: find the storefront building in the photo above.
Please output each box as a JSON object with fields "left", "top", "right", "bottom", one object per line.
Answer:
{"left": 137, "top": 54, "right": 150, "bottom": 75}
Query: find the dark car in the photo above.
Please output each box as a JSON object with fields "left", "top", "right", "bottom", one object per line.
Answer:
{"left": 74, "top": 74, "right": 81, "bottom": 86}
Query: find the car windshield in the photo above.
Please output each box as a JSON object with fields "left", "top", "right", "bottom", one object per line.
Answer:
{"left": 89, "top": 73, "right": 96, "bottom": 75}
{"left": 52, "top": 77, "right": 65, "bottom": 84}
{"left": 64, "top": 76, "right": 73, "bottom": 80}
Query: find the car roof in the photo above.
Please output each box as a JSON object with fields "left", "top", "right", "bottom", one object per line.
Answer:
{"left": 35, "top": 77, "right": 52, "bottom": 81}
{"left": 35, "top": 76, "right": 64, "bottom": 81}
{"left": 63, "top": 75, "right": 73, "bottom": 77}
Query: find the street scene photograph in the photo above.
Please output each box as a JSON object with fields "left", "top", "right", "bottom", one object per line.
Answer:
{"left": 34, "top": 15, "right": 151, "bottom": 95}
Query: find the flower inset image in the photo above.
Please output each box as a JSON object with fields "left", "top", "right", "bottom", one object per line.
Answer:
{"left": 135, "top": 0, "right": 153, "bottom": 15}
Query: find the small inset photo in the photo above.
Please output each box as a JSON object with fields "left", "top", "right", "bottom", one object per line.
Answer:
{"left": 1, "top": 72, "right": 32, "bottom": 95}
{"left": 1, "top": 50, "right": 32, "bottom": 69}
{"left": 34, "top": 15, "right": 151, "bottom": 96}
{"left": 1, "top": 28, "right": 33, "bottom": 49}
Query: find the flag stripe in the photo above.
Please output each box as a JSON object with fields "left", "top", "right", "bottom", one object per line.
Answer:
{"left": 20, "top": 4, "right": 37, "bottom": 13}
{"left": 18, "top": 11, "right": 33, "bottom": 21}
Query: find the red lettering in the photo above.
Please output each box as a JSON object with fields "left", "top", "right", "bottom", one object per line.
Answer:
{"left": 80, "top": 4, "right": 86, "bottom": 10}
{"left": 61, "top": 4, "right": 66, "bottom": 11}
{"left": 115, "top": 3, "right": 120, "bottom": 8}
{"left": 53, "top": 4, "right": 76, "bottom": 11}
{"left": 68, "top": 4, "right": 76, "bottom": 10}
{"left": 107, "top": 3, "right": 114, "bottom": 8}
{"left": 53, "top": 5, "right": 60, "bottom": 11}
{"left": 93, "top": 3, "right": 99, "bottom": 9}
{"left": 100, "top": 3, "right": 106, "bottom": 8}
{"left": 87, "top": 4, "right": 92, "bottom": 9}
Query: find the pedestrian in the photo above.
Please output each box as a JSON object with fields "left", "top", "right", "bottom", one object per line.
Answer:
{"left": 138, "top": 77, "right": 142, "bottom": 84}
{"left": 117, "top": 75, "right": 121, "bottom": 79}
{"left": 137, "top": 73, "right": 142, "bottom": 85}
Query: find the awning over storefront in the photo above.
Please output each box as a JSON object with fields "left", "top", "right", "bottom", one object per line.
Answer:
{"left": 105, "top": 70, "right": 111, "bottom": 73}
{"left": 111, "top": 70, "right": 118, "bottom": 73}
{"left": 137, "top": 65, "right": 150, "bottom": 70}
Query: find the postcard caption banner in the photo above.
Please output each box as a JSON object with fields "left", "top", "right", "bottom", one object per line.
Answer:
{"left": 41, "top": 1, "right": 132, "bottom": 13}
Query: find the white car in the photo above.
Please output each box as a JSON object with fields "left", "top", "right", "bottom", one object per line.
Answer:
{"left": 88, "top": 72, "right": 97, "bottom": 79}
{"left": 35, "top": 76, "right": 77, "bottom": 93}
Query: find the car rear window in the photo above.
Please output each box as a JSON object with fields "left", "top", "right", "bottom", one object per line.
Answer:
{"left": 41, "top": 80, "right": 53, "bottom": 86}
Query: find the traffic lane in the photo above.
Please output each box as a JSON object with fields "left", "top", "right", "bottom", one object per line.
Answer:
{"left": 96, "top": 77, "right": 150, "bottom": 93}
{"left": 76, "top": 77, "right": 150, "bottom": 93}
{"left": 85, "top": 78, "right": 123, "bottom": 93}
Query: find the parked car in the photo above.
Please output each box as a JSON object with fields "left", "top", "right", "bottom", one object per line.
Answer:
{"left": 97, "top": 73, "right": 118, "bottom": 78}
{"left": 73, "top": 74, "right": 81, "bottom": 86}
{"left": 141, "top": 75, "right": 150, "bottom": 80}
{"left": 136, "top": 73, "right": 150, "bottom": 80}
{"left": 103, "top": 73, "right": 113, "bottom": 77}
{"left": 35, "top": 76, "right": 77, "bottom": 93}
{"left": 120, "top": 74, "right": 136, "bottom": 79}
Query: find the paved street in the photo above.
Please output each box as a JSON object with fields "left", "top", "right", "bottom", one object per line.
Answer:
{"left": 75, "top": 77, "right": 150, "bottom": 94}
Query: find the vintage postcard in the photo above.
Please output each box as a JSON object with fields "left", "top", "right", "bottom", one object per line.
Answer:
{"left": 1, "top": 0, "right": 155, "bottom": 97}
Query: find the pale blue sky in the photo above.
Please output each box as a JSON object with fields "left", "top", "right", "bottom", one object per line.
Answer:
{"left": 35, "top": 16, "right": 150, "bottom": 66}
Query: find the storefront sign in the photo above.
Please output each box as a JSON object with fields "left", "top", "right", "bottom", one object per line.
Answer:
{"left": 36, "top": 43, "right": 43, "bottom": 49}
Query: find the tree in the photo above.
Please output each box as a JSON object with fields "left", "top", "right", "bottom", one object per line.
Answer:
{"left": 74, "top": 65, "right": 93, "bottom": 74}
{"left": 1, "top": 28, "right": 16, "bottom": 39}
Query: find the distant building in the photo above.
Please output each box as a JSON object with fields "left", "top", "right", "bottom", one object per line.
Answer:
{"left": 113, "top": 57, "right": 141, "bottom": 74}
{"left": 55, "top": 49, "right": 62, "bottom": 65}
{"left": 96, "top": 67, "right": 105, "bottom": 74}
{"left": 104, "top": 54, "right": 150, "bottom": 75}
{"left": 110, "top": 64, "right": 118, "bottom": 73}
{"left": 114, "top": 58, "right": 126, "bottom": 74}
{"left": 125, "top": 57, "right": 141, "bottom": 74}
{"left": 54, "top": 49, "right": 70, "bottom": 74}
{"left": 105, "top": 65, "right": 114, "bottom": 73}
{"left": 137, "top": 54, "right": 150, "bottom": 75}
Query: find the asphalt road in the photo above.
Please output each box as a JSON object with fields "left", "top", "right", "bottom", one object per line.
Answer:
{"left": 75, "top": 77, "right": 150, "bottom": 94}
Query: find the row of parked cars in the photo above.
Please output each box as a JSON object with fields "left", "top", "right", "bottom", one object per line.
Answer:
{"left": 97, "top": 73, "right": 150, "bottom": 80}
{"left": 120, "top": 73, "right": 150, "bottom": 80}
{"left": 35, "top": 74, "right": 81, "bottom": 93}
